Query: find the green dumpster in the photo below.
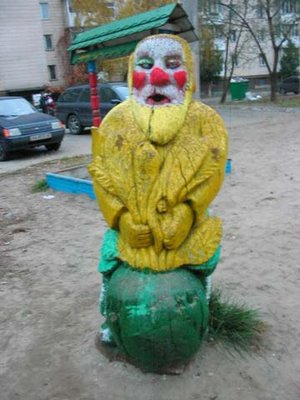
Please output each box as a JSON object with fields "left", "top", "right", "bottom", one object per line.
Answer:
{"left": 230, "top": 80, "right": 249, "bottom": 100}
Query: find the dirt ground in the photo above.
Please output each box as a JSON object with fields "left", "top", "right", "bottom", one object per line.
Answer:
{"left": 0, "top": 103, "right": 299, "bottom": 400}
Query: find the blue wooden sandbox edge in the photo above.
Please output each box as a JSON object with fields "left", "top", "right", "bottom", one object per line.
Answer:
{"left": 226, "top": 158, "right": 232, "bottom": 174}
{"left": 46, "top": 159, "right": 232, "bottom": 200}
{"left": 46, "top": 173, "right": 96, "bottom": 200}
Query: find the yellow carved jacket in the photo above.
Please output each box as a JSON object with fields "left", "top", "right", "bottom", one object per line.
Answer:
{"left": 89, "top": 99, "right": 228, "bottom": 272}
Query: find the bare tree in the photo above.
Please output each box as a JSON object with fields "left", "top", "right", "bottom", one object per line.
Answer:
{"left": 199, "top": 26, "right": 223, "bottom": 97}
{"left": 199, "top": 0, "right": 251, "bottom": 102}
{"left": 218, "top": 0, "right": 300, "bottom": 101}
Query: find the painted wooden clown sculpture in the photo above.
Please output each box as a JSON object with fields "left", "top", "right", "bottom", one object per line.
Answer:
{"left": 89, "top": 34, "right": 228, "bottom": 373}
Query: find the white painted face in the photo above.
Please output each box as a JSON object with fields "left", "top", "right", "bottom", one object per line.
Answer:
{"left": 132, "top": 37, "right": 188, "bottom": 106}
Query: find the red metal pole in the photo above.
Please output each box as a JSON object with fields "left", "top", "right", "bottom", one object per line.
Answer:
{"left": 88, "top": 60, "right": 101, "bottom": 127}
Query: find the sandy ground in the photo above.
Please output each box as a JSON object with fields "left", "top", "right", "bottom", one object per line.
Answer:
{"left": 0, "top": 104, "right": 300, "bottom": 400}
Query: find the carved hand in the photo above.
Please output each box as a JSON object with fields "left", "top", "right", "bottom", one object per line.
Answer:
{"left": 160, "top": 203, "right": 194, "bottom": 250}
{"left": 119, "top": 212, "right": 153, "bottom": 248}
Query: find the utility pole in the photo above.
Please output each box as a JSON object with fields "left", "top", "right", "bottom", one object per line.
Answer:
{"left": 181, "top": 0, "right": 200, "bottom": 98}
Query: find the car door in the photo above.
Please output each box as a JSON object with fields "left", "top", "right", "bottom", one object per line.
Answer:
{"left": 98, "top": 87, "right": 121, "bottom": 118}
{"left": 56, "top": 88, "right": 82, "bottom": 123}
{"left": 285, "top": 77, "right": 294, "bottom": 93}
{"left": 292, "top": 77, "right": 299, "bottom": 93}
{"left": 77, "top": 87, "right": 92, "bottom": 127}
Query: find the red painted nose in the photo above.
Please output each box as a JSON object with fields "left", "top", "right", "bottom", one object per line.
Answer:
{"left": 150, "top": 67, "right": 170, "bottom": 86}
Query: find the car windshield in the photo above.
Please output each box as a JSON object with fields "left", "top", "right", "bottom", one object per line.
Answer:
{"left": 114, "top": 86, "right": 129, "bottom": 100}
{"left": 0, "top": 98, "right": 37, "bottom": 117}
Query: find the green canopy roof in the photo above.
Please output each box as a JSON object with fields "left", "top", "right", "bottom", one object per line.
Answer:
{"left": 68, "top": 3, "right": 198, "bottom": 64}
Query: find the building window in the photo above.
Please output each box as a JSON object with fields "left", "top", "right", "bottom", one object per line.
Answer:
{"left": 106, "top": 1, "right": 117, "bottom": 18}
{"left": 290, "top": 25, "right": 299, "bottom": 36}
{"left": 68, "top": 0, "right": 74, "bottom": 12}
{"left": 256, "top": 4, "right": 264, "bottom": 18}
{"left": 257, "top": 29, "right": 265, "bottom": 41}
{"left": 230, "top": 30, "right": 237, "bottom": 42}
{"left": 232, "top": 54, "right": 239, "bottom": 67}
{"left": 201, "top": 0, "right": 222, "bottom": 15}
{"left": 216, "top": 49, "right": 225, "bottom": 61}
{"left": 209, "top": 1, "right": 222, "bottom": 14}
{"left": 229, "top": 3, "right": 237, "bottom": 19}
{"left": 211, "top": 25, "right": 223, "bottom": 39}
{"left": 281, "top": 1, "right": 296, "bottom": 14}
{"left": 48, "top": 65, "right": 57, "bottom": 80}
{"left": 44, "top": 35, "right": 53, "bottom": 50}
{"left": 40, "top": 3, "right": 49, "bottom": 19}
{"left": 259, "top": 54, "right": 266, "bottom": 66}
{"left": 282, "top": 24, "right": 299, "bottom": 37}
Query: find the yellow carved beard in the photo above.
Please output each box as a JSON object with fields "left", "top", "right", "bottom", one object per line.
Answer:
{"left": 128, "top": 34, "right": 195, "bottom": 145}
{"left": 130, "top": 93, "right": 192, "bottom": 145}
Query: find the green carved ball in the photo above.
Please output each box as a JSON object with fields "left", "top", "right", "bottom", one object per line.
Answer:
{"left": 106, "top": 264, "right": 209, "bottom": 373}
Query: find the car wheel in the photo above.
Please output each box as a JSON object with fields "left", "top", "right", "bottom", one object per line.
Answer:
{"left": 279, "top": 88, "right": 286, "bottom": 95}
{"left": 0, "top": 143, "right": 9, "bottom": 161}
{"left": 294, "top": 91, "right": 299, "bottom": 94}
{"left": 67, "top": 114, "right": 82, "bottom": 135}
{"left": 45, "top": 142, "right": 61, "bottom": 151}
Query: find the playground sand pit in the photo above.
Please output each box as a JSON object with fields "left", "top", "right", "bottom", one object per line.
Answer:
{"left": 0, "top": 105, "right": 299, "bottom": 400}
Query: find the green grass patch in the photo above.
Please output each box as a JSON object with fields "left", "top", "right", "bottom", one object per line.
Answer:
{"left": 208, "top": 288, "right": 266, "bottom": 354}
{"left": 234, "top": 96, "right": 300, "bottom": 108}
{"left": 55, "top": 154, "right": 92, "bottom": 168}
{"left": 273, "top": 97, "right": 300, "bottom": 107}
{"left": 32, "top": 178, "right": 49, "bottom": 193}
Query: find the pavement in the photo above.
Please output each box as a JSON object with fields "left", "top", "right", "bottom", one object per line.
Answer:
{"left": 0, "top": 131, "right": 92, "bottom": 175}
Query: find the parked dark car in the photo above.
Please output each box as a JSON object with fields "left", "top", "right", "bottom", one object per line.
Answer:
{"left": 278, "top": 76, "right": 300, "bottom": 94}
{"left": 55, "top": 82, "right": 129, "bottom": 135}
{"left": 0, "top": 96, "right": 65, "bottom": 161}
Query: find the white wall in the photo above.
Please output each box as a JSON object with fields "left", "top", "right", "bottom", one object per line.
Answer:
{"left": 0, "top": 0, "right": 66, "bottom": 93}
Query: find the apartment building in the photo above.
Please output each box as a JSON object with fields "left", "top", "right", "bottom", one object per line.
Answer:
{"left": 0, "top": 1, "right": 124, "bottom": 100}
{"left": 0, "top": 1, "right": 73, "bottom": 98}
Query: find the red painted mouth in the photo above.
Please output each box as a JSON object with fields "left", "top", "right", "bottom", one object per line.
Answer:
{"left": 146, "top": 93, "right": 171, "bottom": 105}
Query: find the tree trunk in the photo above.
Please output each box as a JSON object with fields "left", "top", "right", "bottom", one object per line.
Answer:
{"left": 220, "top": 78, "right": 231, "bottom": 104}
{"left": 208, "top": 82, "right": 212, "bottom": 97}
{"left": 270, "top": 73, "right": 278, "bottom": 102}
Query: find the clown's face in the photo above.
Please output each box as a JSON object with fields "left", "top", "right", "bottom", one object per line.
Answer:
{"left": 132, "top": 37, "right": 188, "bottom": 106}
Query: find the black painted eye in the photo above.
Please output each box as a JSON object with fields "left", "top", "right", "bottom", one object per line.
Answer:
{"left": 165, "top": 56, "right": 182, "bottom": 69}
{"left": 137, "top": 57, "right": 154, "bottom": 70}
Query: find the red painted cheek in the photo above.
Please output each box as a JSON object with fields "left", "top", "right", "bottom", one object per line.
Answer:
{"left": 174, "top": 70, "right": 187, "bottom": 89}
{"left": 132, "top": 70, "right": 146, "bottom": 90}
